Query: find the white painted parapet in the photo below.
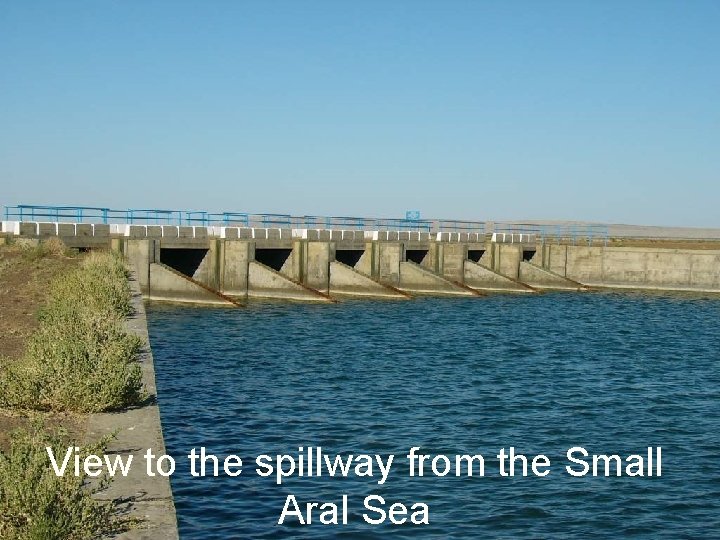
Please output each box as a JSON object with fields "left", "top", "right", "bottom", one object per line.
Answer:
{"left": 1, "top": 221, "right": 482, "bottom": 243}
{"left": 293, "top": 229, "right": 365, "bottom": 241}
{"left": 109, "top": 224, "right": 215, "bottom": 239}
{"left": 1, "top": 221, "right": 21, "bottom": 235}
{"left": 491, "top": 232, "right": 537, "bottom": 244}
{"left": 364, "top": 231, "right": 433, "bottom": 241}
{"left": 436, "top": 232, "right": 483, "bottom": 242}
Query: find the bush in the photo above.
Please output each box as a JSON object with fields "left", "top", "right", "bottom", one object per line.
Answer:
{"left": 42, "top": 252, "right": 133, "bottom": 321}
{"left": 0, "top": 252, "right": 145, "bottom": 413}
{"left": 0, "top": 423, "right": 123, "bottom": 539}
{"left": 19, "top": 237, "right": 72, "bottom": 261}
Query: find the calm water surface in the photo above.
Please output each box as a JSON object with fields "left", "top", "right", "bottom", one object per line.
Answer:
{"left": 147, "top": 292, "right": 720, "bottom": 539}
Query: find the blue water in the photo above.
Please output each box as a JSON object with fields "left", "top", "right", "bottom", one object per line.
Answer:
{"left": 146, "top": 292, "right": 720, "bottom": 539}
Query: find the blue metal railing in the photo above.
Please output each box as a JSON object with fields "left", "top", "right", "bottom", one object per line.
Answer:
{"left": 3, "top": 205, "right": 609, "bottom": 243}
{"left": 3, "top": 205, "right": 444, "bottom": 232}
{"left": 296, "top": 215, "right": 371, "bottom": 230}
{"left": 494, "top": 223, "right": 609, "bottom": 245}
{"left": 377, "top": 218, "right": 434, "bottom": 232}
{"left": 435, "top": 219, "right": 486, "bottom": 233}
{"left": 127, "top": 209, "right": 183, "bottom": 225}
{"left": 4, "top": 205, "right": 113, "bottom": 223}
{"left": 218, "top": 213, "right": 250, "bottom": 226}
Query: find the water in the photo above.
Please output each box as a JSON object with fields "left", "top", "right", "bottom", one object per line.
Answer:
{"left": 146, "top": 292, "right": 720, "bottom": 539}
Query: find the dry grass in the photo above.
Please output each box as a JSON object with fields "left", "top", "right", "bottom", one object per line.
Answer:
{"left": 0, "top": 251, "right": 145, "bottom": 413}
{"left": 0, "top": 244, "right": 140, "bottom": 538}
{"left": 0, "top": 423, "right": 126, "bottom": 539}
{"left": 0, "top": 242, "right": 80, "bottom": 360}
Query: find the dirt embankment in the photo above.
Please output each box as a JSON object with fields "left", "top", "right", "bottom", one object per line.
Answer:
{"left": 607, "top": 238, "right": 720, "bottom": 250}
{"left": 0, "top": 242, "right": 84, "bottom": 450}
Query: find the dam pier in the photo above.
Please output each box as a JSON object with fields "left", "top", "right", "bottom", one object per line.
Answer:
{"left": 4, "top": 205, "right": 720, "bottom": 305}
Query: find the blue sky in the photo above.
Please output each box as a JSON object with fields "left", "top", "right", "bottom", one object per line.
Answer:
{"left": 1, "top": 1, "right": 719, "bottom": 226}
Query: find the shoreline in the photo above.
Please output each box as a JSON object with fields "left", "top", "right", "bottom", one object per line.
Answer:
{"left": 86, "top": 272, "right": 179, "bottom": 539}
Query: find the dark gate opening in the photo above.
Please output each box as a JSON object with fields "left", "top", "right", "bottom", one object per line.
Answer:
{"left": 160, "top": 248, "right": 209, "bottom": 277}
{"left": 335, "top": 249, "right": 364, "bottom": 267}
{"left": 406, "top": 249, "right": 429, "bottom": 264}
{"left": 255, "top": 248, "right": 292, "bottom": 271}
{"left": 468, "top": 249, "right": 485, "bottom": 263}
{"left": 522, "top": 249, "right": 536, "bottom": 262}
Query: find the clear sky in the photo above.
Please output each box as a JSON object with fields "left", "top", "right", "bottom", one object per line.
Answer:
{"left": 1, "top": 0, "right": 719, "bottom": 226}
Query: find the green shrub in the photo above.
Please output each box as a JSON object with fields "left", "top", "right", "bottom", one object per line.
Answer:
{"left": 42, "top": 252, "right": 133, "bottom": 321}
{"left": 19, "top": 242, "right": 49, "bottom": 262}
{"left": 19, "top": 237, "right": 72, "bottom": 261}
{"left": 3, "top": 315, "right": 144, "bottom": 412}
{"left": 0, "top": 252, "right": 145, "bottom": 413}
{"left": 0, "top": 423, "right": 123, "bottom": 540}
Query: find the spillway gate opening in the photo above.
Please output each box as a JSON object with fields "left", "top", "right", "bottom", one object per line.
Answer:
{"left": 468, "top": 249, "right": 485, "bottom": 263}
{"left": 255, "top": 248, "right": 292, "bottom": 271}
{"left": 335, "top": 249, "right": 364, "bottom": 268}
{"left": 406, "top": 249, "right": 429, "bottom": 265}
{"left": 160, "top": 248, "right": 209, "bottom": 277}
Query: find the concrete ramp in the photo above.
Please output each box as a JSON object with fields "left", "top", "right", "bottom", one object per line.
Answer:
{"left": 518, "top": 262, "right": 589, "bottom": 291}
{"left": 149, "top": 263, "right": 241, "bottom": 306}
{"left": 248, "top": 261, "right": 334, "bottom": 302}
{"left": 399, "top": 261, "right": 481, "bottom": 297}
{"left": 330, "top": 261, "right": 410, "bottom": 299}
{"left": 464, "top": 260, "right": 536, "bottom": 293}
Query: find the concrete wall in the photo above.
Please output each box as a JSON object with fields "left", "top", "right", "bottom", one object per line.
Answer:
{"left": 279, "top": 251, "right": 295, "bottom": 278}
{"left": 192, "top": 239, "right": 221, "bottom": 289}
{"left": 560, "top": 246, "right": 720, "bottom": 292}
{"left": 123, "top": 236, "right": 720, "bottom": 301}
{"left": 399, "top": 261, "right": 478, "bottom": 296}
{"left": 440, "top": 243, "right": 466, "bottom": 281}
{"left": 377, "top": 242, "right": 402, "bottom": 285}
{"left": 464, "top": 261, "right": 535, "bottom": 293}
{"left": 518, "top": 261, "right": 584, "bottom": 290}
{"left": 355, "top": 242, "right": 374, "bottom": 276}
{"left": 424, "top": 242, "right": 440, "bottom": 272}
{"left": 87, "top": 273, "right": 179, "bottom": 539}
{"left": 148, "top": 263, "right": 238, "bottom": 306}
{"left": 221, "top": 241, "right": 251, "bottom": 297}
{"left": 248, "top": 261, "right": 333, "bottom": 302}
{"left": 289, "top": 240, "right": 305, "bottom": 282}
{"left": 493, "top": 244, "right": 523, "bottom": 279}
{"left": 305, "top": 242, "right": 334, "bottom": 294}
{"left": 543, "top": 244, "right": 569, "bottom": 276}
{"left": 126, "top": 239, "right": 155, "bottom": 295}
{"left": 329, "top": 261, "right": 409, "bottom": 299}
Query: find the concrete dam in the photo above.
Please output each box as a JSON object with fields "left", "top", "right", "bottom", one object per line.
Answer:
{"left": 4, "top": 206, "right": 720, "bottom": 305}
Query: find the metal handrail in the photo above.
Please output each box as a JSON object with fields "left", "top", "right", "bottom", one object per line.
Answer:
{"left": 2, "top": 205, "right": 444, "bottom": 232}
{"left": 494, "top": 223, "right": 609, "bottom": 245}
{"left": 5, "top": 204, "right": 603, "bottom": 243}
{"left": 435, "top": 219, "right": 486, "bottom": 233}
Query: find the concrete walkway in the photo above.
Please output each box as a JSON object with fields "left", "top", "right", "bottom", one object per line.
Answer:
{"left": 86, "top": 274, "right": 179, "bottom": 539}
